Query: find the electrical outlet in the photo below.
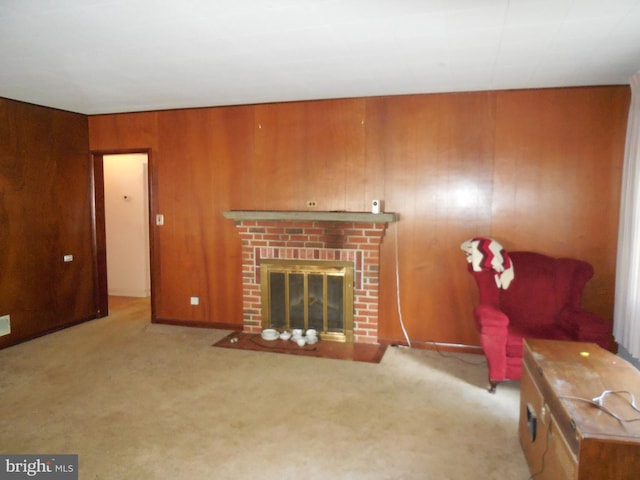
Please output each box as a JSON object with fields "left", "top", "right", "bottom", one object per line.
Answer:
{"left": 190, "top": 296, "right": 199, "bottom": 306}
{"left": 0, "top": 315, "right": 10, "bottom": 336}
{"left": 306, "top": 200, "right": 317, "bottom": 208}
{"left": 63, "top": 254, "right": 73, "bottom": 262}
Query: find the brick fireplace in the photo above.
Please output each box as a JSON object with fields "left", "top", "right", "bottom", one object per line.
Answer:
{"left": 223, "top": 211, "right": 397, "bottom": 344}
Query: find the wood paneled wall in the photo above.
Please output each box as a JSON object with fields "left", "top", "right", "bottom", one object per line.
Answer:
{"left": 491, "top": 89, "right": 629, "bottom": 318}
{"left": 88, "top": 86, "right": 630, "bottom": 348}
{"left": 0, "top": 98, "right": 94, "bottom": 348}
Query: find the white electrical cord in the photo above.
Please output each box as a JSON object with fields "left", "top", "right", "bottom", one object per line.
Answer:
{"left": 394, "top": 221, "right": 412, "bottom": 347}
{"left": 559, "top": 390, "right": 640, "bottom": 423}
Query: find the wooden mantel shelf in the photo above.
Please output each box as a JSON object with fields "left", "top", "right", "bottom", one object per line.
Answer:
{"left": 223, "top": 210, "right": 398, "bottom": 224}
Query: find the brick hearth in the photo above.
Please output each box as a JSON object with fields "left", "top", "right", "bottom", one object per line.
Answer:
{"left": 224, "top": 211, "right": 396, "bottom": 344}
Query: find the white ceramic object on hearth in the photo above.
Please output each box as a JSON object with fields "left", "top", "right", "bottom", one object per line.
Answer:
{"left": 261, "top": 328, "right": 279, "bottom": 341}
{"left": 279, "top": 331, "right": 291, "bottom": 341}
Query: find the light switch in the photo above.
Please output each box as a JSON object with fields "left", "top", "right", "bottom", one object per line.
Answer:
{"left": 156, "top": 214, "right": 164, "bottom": 226}
{"left": 63, "top": 254, "right": 73, "bottom": 262}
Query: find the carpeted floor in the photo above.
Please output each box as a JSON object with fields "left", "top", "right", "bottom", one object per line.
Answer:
{"left": 214, "top": 331, "right": 387, "bottom": 363}
{"left": 0, "top": 297, "right": 530, "bottom": 479}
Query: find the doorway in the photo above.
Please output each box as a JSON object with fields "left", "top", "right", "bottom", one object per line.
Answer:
{"left": 103, "top": 153, "right": 150, "bottom": 299}
{"left": 91, "top": 149, "right": 155, "bottom": 319}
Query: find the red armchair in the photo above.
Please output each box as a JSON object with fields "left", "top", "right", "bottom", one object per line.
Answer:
{"left": 468, "top": 251, "right": 612, "bottom": 393}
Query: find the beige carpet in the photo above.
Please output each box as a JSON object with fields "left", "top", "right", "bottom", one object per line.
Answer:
{"left": 0, "top": 297, "right": 529, "bottom": 479}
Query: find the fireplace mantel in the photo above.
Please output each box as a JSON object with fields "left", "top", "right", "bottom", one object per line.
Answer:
{"left": 223, "top": 210, "right": 397, "bottom": 224}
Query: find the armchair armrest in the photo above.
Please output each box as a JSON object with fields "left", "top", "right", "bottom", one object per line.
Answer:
{"left": 558, "top": 306, "right": 610, "bottom": 345}
{"left": 474, "top": 304, "right": 509, "bottom": 335}
{"left": 474, "top": 304, "right": 510, "bottom": 383}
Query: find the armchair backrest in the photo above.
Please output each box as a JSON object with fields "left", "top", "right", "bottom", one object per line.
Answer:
{"left": 469, "top": 251, "right": 594, "bottom": 328}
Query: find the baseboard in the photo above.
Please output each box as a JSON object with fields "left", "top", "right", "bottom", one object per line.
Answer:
{"left": 152, "top": 317, "right": 242, "bottom": 331}
{"left": 378, "top": 337, "right": 483, "bottom": 355}
{"left": 0, "top": 313, "right": 99, "bottom": 350}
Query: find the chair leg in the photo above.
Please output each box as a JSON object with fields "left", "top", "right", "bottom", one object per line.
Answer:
{"left": 488, "top": 381, "right": 498, "bottom": 394}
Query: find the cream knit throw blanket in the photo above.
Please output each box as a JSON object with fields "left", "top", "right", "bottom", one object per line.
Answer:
{"left": 461, "top": 237, "right": 514, "bottom": 289}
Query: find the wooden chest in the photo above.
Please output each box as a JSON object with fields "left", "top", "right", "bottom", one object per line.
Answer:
{"left": 519, "top": 339, "right": 640, "bottom": 479}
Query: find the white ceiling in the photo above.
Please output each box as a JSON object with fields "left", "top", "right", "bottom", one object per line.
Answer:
{"left": 1, "top": 0, "right": 640, "bottom": 115}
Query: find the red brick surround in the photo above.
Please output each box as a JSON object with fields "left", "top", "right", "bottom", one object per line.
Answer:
{"left": 232, "top": 220, "right": 389, "bottom": 344}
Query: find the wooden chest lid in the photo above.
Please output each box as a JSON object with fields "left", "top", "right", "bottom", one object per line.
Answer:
{"left": 524, "top": 339, "right": 640, "bottom": 442}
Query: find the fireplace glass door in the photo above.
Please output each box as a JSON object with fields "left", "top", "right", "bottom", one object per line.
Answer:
{"left": 260, "top": 260, "right": 354, "bottom": 342}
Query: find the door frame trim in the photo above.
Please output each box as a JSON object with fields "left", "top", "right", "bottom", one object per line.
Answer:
{"left": 90, "top": 148, "right": 156, "bottom": 320}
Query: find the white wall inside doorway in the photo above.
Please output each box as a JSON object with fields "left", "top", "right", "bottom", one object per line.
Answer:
{"left": 104, "top": 153, "right": 150, "bottom": 297}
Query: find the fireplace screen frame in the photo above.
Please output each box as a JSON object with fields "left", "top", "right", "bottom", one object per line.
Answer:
{"left": 260, "top": 259, "right": 354, "bottom": 342}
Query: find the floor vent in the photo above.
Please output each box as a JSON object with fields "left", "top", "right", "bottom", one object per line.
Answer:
{"left": 0, "top": 315, "right": 10, "bottom": 336}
